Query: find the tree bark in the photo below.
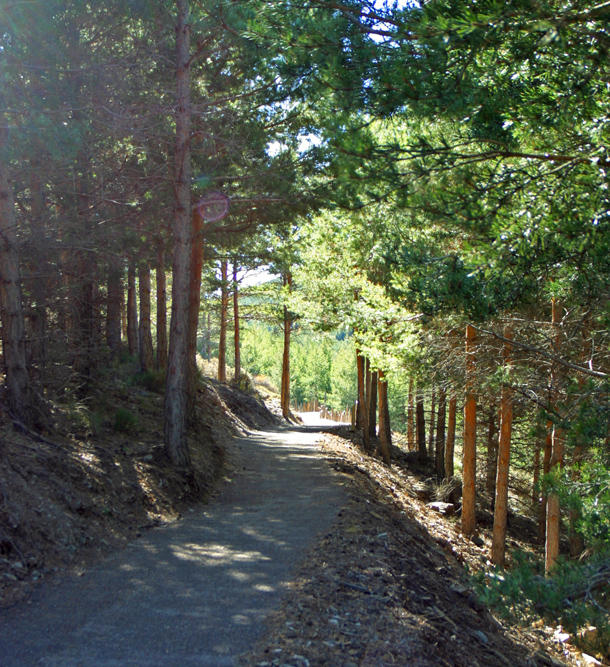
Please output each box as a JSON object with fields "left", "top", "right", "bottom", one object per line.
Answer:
{"left": 435, "top": 387, "right": 446, "bottom": 481}
{"left": 428, "top": 388, "right": 436, "bottom": 458}
{"left": 416, "top": 389, "right": 426, "bottom": 462}
{"left": 233, "top": 264, "right": 240, "bottom": 383}
{"left": 186, "top": 209, "right": 204, "bottom": 411}
{"left": 156, "top": 242, "right": 168, "bottom": 371}
{"left": 407, "top": 376, "right": 414, "bottom": 450}
{"left": 491, "top": 327, "right": 513, "bottom": 567}
{"left": 486, "top": 405, "right": 499, "bottom": 504}
{"left": 127, "top": 258, "right": 139, "bottom": 357}
{"left": 164, "top": 0, "right": 192, "bottom": 469}
{"left": 357, "top": 351, "right": 371, "bottom": 451}
{"left": 138, "top": 261, "right": 154, "bottom": 373}
{"left": 218, "top": 259, "right": 228, "bottom": 382}
{"left": 0, "top": 150, "right": 33, "bottom": 423}
{"left": 368, "top": 370, "right": 377, "bottom": 438}
{"left": 462, "top": 324, "right": 477, "bottom": 536}
{"left": 445, "top": 394, "right": 456, "bottom": 478}
{"left": 546, "top": 298, "right": 564, "bottom": 573}
{"left": 280, "top": 272, "right": 292, "bottom": 419}
{"left": 532, "top": 440, "right": 541, "bottom": 509}
{"left": 106, "top": 256, "right": 123, "bottom": 359}
{"left": 27, "top": 172, "right": 48, "bottom": 383}
{"left": 377, "top": 370, "right": 391, "bottom": 465}
{"left": 539, "top": 419, "right": 553, "bottom": 544}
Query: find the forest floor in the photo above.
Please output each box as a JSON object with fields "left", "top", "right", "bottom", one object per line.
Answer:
{"left": 239, "top": 425, "right": 598, "bottom": 667}
{"left": 0, "top": 365, "right": 601, "bottom": 666}
{"left": 0, "top": 359, "right": 280, "bottom": 609}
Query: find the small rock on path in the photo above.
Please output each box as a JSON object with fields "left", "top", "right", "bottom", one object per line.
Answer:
{"left": 0, "top": 427, "right": 345, "bottom": 666}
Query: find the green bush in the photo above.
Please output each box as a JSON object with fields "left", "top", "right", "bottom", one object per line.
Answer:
{"left": 473, "top": 550, "right": 610, "bottom": 656}
{"left": 134, "top": 370, "right": 166, "bottom": 393}
{"left": 114, "top": 408, "right": 139, "bottom": 433}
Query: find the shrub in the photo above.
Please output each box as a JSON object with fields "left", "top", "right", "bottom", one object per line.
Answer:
{"left": 114, "top": 408, "right": 139, "bottom": 433}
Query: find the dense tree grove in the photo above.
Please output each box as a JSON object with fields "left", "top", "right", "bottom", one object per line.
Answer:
{"left": 2, "top": 0, "right": 610, "bottom": 645}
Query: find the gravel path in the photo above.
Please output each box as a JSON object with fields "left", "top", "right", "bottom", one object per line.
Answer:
{"left": 0, "top": 427, "right": 345, "bottom": 666}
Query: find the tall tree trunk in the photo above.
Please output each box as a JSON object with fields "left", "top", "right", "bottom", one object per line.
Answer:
{"left": 206, "top": 311, "right": 211, "bottom": 360}
{"left": 491, "top": 327, "right": 513, "bottom": 567}
{"left": 164, "top": 0, "right": 192, "bottom": 469}
{"left": 127, "top": 258, "right": 139, "bottom": 357}
{"left": 156, "top": 241, "right": 168, "bottom": 371}
{"left": 365, "top": 357, "right": 371, "bottom": 417}
{"left": 539, "top": 419, "right": 553, "bottom": 544}
{"left": 428, "top": 388, "right": 436, "bottom": 458}
{"left": 73, "top": 251, "right": 97, "bottom": 393}
{"left": 218, "top": 259, "right": 228, "bottom": 382}
{"left": 407, "top": 376, "right": 415, "bottom": 451}
{"left": 445, "top": 394, "right": 457, "bottom": 478}
{"left": 186, "top": 209, "right": 204, "bottom": 413}
{"left": 368, "top": 370, "right": 377, "bottom": 438}
{"left": 120, "top": 284, "right": 127, "bottom": 342}
{"left": 546, "top": 299, "right": 564, "bottom": 573}
{"left": 280, "top": 272, "right": 292, "bottom": 419}
{"left": 462, "top": 324, "right": 477, "bottom": 536}
{"left": 0, "top": 149, "right": 33, "bottom": 424}
{"left": 435, "top": 387, "right": 446, "bottom": 481}
{"left": 357, "top": 351, "right": 371, "bottom": 451}
{"left": 377, "top": 370, "right": 391, "bottom": 465}
{"left": 27, "top": 172, "right": 47, "bottom": 384}
{"left": 106, "top": 256, "right": 123, "bottom": 359}
{"left": 486, "top": 405, "right": 499, "bottom": 506}
{"left": 233, "top": 264, "right": 240, "bottom": 383}
{"left": 532, "top": 440, "right": 541, "bottom": 509}
{"left": 416, "top": 389, "right": 426, "bottom": 462}
{"left": 138, "top": 262, "right": 154, "bottom": 373}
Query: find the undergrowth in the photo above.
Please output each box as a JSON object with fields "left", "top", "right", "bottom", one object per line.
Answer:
{"left": 473, "top": 550, "right": 610, "bottom": 656}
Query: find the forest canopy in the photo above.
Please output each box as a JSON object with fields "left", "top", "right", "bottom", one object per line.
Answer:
{"left": 2, "top": 0, "right": 610, "bottom": 650}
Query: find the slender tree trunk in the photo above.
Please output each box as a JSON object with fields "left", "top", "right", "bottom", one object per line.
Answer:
{"left": 156, "top": 242, "right": 168, "bottom": 371}
{"left": 462, "top": 324, "right": 477, "bottom": 536}
{"left": 27, "top": 173, "right": 47, "bottom": 383}
{"left": 186, "top": 209, "right": 204, "bottom": 411}
{"left": 73, "top": 251, "right": 97, "bottom": 392}
{"left": 428, "top": 388, "right": 436, "bottom": 458}
{"left": 357, "top": 351, "right": 371, "bottom": 451}
{"left": 377, "top": 370, "right": 391, "bottom": 465}
{"left": 365, "top": 357, "right": 371, "bottom": 417}
{"left": 127, "top": 258, "right": 139, "bottom": 357}
{"left": 0, "top": 150, "right": 33, "bottom": 424}
{"left": 435, "top": 387, "right": 446, "bottom": 481}
{"left": 532, "top": 440, "right": 541, "bottom": 509}
{"left": 569, "top": 443, "right": 585, "bottom": 558}
{"left": 280, "top": 272, "right": 292, "bottom": 419}
{"left": 106, "top": 256, "right": 123, "bottom": 359}
{"left": 206, "top": 311, "right": 211, "bottom": 360}
{"left": 355, "top": 353, "right": 362, "bottom": 430}
{"left": 138, "top": 262, "right": 154, "bottom": 373}
{"left": 218, "top": 259, "right": 228, "bottom": 382}
{"left": 491, "top": 327, "right": 513, "bottom": 567}
{"left": 233, "top": 264, "right": 240, "bottom": 383}
{"left": 539, "top": 419, "right": 553, "bottom": 544}
{"left": 407, "top": 376, "right": 414, "bottom": 451}
{"left": 120, "top": 285, "right": 127, "bottom": 342}
{"left": 445, "top": 394, "right": 456, "bottom": 478}
{"left": 416, "top": 389, "right": 426, "bottom": 462}
{"left": 368, "top": 370, "right": 378, "bottom": 438}
{"left": 164, "top": 0, "right": 192, "bottom": 469}
{"left": 486, "top": 405, "right": 499, "bottom": 506}
{"left": 546, "top": 298, "right": 564, "bottom": 573}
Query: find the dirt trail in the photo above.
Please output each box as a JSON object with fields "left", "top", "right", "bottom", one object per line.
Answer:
{"left": 0, "top": 427, "right": 345, "bottom": 666}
